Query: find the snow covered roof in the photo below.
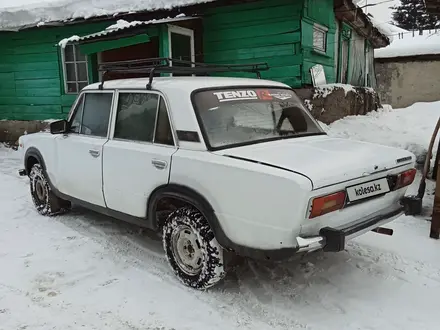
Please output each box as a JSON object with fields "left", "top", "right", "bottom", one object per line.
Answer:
{"left": 0, "top": 0, "right": 213, "bottom": 31}
{"left": 375, "top": 29, "right": 440, "bottom": 59}
{"left": 366, "top": 17, "right": 407, "bottom": 44}
{"left": 58, "top": 15, "right": 198, "bottom": 48}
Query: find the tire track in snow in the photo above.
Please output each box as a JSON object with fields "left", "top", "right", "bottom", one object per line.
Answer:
{"left": 347, "top": 241, "right": 440, "bottom": 287}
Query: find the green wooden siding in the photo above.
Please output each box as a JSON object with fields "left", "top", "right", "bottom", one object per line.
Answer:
{"left": 203, "top": 0, "right": 304, "bottom": 87}
{"left": 0, "top": 21, "right": 112, "bottom": 120}
{"left": 301, "top": 0, "right": 337, "bottom": 85}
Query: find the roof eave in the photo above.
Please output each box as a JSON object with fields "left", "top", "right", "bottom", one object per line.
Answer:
{"left": 334, "top": 0, "right": 390, "bottom": 49}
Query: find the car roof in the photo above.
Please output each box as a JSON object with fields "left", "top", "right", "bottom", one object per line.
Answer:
{"left": 83, "top": 76, "right": 290, "bottom": 93}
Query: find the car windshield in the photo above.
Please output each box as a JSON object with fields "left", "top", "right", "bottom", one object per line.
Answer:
{"left": 193, "top": 87, "right": 325, "bottom": 149}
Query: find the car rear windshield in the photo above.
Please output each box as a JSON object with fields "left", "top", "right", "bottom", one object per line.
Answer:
{"left": 192, "top": 87, "right": 325, "bottom": 149}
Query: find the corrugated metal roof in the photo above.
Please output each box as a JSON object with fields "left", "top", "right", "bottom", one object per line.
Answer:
{"left": 75, "top": 15, "right": 199, "bottom": 43}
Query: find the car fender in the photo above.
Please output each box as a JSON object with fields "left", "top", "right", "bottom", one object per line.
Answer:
{"left": 169, "top": 149, "right": 313, "bottom": 250}
{"left": 147, "top": 183, "right": 230, "bottom": 243}
{"left": 20, "top": 133, "right": 58, "bottom": 186}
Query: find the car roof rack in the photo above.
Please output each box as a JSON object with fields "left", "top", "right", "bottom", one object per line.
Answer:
{"left": 97, "top": 57, "right": 270, "bottom": 90}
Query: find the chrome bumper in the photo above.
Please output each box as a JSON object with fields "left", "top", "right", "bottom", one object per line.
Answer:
{"left": 296, "top": 203, "right": 405, "bottom": 253}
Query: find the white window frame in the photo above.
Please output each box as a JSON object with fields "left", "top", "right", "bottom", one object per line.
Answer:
{"left": 61, "top": 43, "right": 89, "bottom": 94}
{"left": 313, "top": 23, "right": 328, "bottom": 53}
{"left": 167, "top": 24, "right": 195, "bottom": 76}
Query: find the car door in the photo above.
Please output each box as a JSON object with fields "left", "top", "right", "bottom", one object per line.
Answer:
{"left": 102, "top": 90, "right": 177, "bottom": 218}
{"left": 55, "top": 90, "right": 115, "bottom": 207}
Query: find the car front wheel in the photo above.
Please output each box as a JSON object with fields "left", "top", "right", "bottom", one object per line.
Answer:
{"left": 29, "top": 163, "right": 70, "bottom": 216}
{"left": 162, "top": 206, "right": 226, "bottom": 289}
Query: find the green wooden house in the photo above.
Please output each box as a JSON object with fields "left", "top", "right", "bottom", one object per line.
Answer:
{"left": 0, "top": 0, "right": 389, "bottom": 121}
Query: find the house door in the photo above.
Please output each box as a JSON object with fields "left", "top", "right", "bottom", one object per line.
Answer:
{"left": 340, "top": 39, "right": 349, "bottom": 84}
{"left": 168, "top": 25, "right": 195, "bottom": 75}
{"left": 365, "top": 44, "right": 371, "bottom": 86}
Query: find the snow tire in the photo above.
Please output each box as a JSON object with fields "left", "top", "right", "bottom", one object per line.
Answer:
{"left": 163, "top": 206, "right": 226, "bottom": 290}
{"left": 29, "top": 163, "right": 71, "bottom": 216}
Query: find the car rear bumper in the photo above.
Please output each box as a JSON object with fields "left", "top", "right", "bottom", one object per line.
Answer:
{"left": 296, "top": 202, "right": 404, "bottom": 253}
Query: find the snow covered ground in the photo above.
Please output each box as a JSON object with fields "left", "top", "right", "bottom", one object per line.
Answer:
{"left": 1, "top": 102, "right": 440, "bottom": 330}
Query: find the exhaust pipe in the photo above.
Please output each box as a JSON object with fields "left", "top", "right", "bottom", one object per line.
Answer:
{"left": 371, "top": 227, "right": 394, "bottom": 236}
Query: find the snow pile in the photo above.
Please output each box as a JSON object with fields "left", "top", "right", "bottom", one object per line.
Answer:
{"left": 0, "top": 0, "right": 213, "bottom": 30}
{"left": 320, "top": 101, "right": 440, "bottom": 162}
{"left": 375, "top": 29, "right": 440, "bottom": 58}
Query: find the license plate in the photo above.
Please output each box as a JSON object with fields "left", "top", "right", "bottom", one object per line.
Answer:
{"left": 346, "top": 178, "right": 390, "bottom": 202}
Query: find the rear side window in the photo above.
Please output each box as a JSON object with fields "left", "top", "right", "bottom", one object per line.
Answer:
{"left": 113, "top": 92, "right": 174, "bottom": 146}
{"left": 69, "top": 92, "right": 113, "bottom": 137}
{"left": 114, "top": 92, "right": 159, "bottom": 142}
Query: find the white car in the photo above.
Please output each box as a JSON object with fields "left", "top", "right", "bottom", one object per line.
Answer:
{"left": 17, "top": 63, "right": 417, "bottom": 289}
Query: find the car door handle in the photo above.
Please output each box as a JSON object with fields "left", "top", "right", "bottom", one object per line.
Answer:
{"left": 89, "top": 149, "right": 100, "bottom": 158}
{"left": 152, "top": 159, "right": 168, "bottom": 170}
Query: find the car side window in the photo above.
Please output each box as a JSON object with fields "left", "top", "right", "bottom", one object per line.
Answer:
{"left": 114, "top": 92, "right": 159, "bottom": 142}
{"left": 154, "top": 96, "right": 174, "bottom": 146}
{"left": 80, "top": 93, "right": 113, "bottom": 137}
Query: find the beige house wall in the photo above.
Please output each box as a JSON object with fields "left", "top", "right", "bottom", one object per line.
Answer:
{"left": 375, "top": 59, "right": 440, "bottom": 109}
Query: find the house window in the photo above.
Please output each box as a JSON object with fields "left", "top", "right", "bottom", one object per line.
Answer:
{"left": 62, "top": 44, "right": 89, "bottom": 94}
{"left": 313, "top": 24, "right": 328, "bottom": 52}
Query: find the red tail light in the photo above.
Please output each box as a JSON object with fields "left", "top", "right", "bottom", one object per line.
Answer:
{"left": 309, "top": 191, "right": 346, "bottom": 219}
{"left": 395, "top": 168, "right": 416, "bottom": 190}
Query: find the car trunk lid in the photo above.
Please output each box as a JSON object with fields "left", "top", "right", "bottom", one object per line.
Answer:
{"left": 215, "top": 135, "right": 415, "bottom": 190}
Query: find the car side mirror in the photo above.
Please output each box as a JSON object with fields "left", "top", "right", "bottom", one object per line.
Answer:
{"left": 50, "top": 120, "right": 68, "bottom": 134}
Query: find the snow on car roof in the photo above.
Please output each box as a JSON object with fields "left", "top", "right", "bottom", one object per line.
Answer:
{"left": 83, "top": 76, "right": 290, "bottom": 92}
{"left": 0, "top": 0, "right": 214, "bottom": 30}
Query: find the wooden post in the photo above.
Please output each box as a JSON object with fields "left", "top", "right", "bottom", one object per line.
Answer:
{"left": 430, "top": 158, "right": 440, "bottom": 239}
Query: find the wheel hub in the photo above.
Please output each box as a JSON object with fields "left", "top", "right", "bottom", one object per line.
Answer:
{"left": 35, "top": 178, "right": 46, "bottom": 202}
{"left": 171, "top": 225, "right": 203, "bottom": 276}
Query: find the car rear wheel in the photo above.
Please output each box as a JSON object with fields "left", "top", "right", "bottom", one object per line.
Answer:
{"left": 162, "top": 206, "right": 226, "bottom": 289}
{"left": 29, "top": 163, "right": 71, "bottom": 216}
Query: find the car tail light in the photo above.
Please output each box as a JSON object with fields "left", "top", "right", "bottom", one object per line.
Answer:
{"left": 395, "top": 168, "right": 416, "bottom": 190}
{"left": 309, "top": 191, "right": 346, "bottom": 219}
